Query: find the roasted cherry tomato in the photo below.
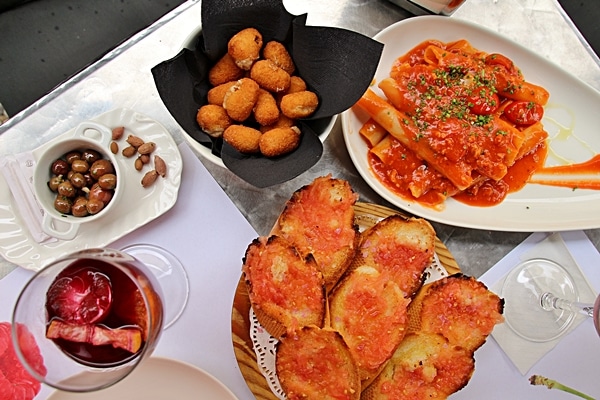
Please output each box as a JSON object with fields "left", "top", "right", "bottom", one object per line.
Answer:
{"left": 503, "top": 101, "right": 544, "bottom": 126}
{"left": 485, "top": 53, "right": 519, "bottom": 76}
{"left": 467, "top": 86, "right": 500, "bottom": 115}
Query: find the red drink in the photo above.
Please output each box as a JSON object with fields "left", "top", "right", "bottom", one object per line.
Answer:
{"left": 45, "top": 258, "right": 164, "bottom": 368}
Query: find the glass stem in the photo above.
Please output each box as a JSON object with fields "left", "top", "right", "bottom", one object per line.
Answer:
{"left": 540, "top": 292, "right": 594, "bottom": 318}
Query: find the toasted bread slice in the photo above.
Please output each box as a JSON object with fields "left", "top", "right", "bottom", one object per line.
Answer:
{"left": 242, "top": 235, "right": 326, "bottom": 339}
{"left": 276, "top": 326, "right": 360, "bottom": 400}
{"left": 329, "top": 265, "right": 410, "bottom": 381}
{"left": 418, "top": 274, "right": 504, "bottom": 352}
{"left": 271, "top": 175, "right": 359, "bottom": 292}
{"left": 362, "top": 332, "right": 475, "bottom": 400}
{"left": 355, "top": 215, "right": 435, "bottom": 298}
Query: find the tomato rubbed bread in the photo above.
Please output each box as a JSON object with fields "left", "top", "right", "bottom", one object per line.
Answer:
{"left": 271, "top": 175, "right": 359, "bottom": 292}
{"left": 356, "top": 215, "right": 436, "bottom": 298}
{"left": 417, "top": 274, "right": 504, "bottom": 352}
{"left": 276, "top": 326, "right": 360, "bottom": 400}
{"left": 329, "top": 265, "right": 410, "bottom": 382}
{"left": 242, "top": 235, "right": 326, "bottom": 339}
{"left": 329, "top": 215, "right": 435, "bottom": 382}
{"left": 362, "top": 332, "right": 475, "bottom": 400}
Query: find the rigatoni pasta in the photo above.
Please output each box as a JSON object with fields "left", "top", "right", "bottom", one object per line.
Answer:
{"left": 355, "top": 39, "right": 550, "bottom": 209}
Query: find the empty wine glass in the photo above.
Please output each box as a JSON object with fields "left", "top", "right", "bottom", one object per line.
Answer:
{"left": 501, "top": 258, "right": 598, "bottom": 342}
{"left": 11, "top": 245, "right": 189, "bottom": 392}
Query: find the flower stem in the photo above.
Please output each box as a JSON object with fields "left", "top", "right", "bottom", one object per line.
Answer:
{"left": 530, "top": 375, "right": 595, "bottom": 400}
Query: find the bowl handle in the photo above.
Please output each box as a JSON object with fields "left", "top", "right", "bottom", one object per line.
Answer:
{"left": 41, "top": 213, "right": 79, "bottom": 240}
{"left": 74, "top": 121, "right": 112, "bottom": 144}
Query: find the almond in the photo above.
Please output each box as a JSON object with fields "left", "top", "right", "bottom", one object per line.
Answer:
{"left": 122, "top": 145, "right": 137, "bottom": 158}
{"left": 141, "top": 170, "right": 159, "bottom": 188}
{"left": 154, "top": 155, "right": 167, "bottom": 177}
{"left": 137, "top": 142, "right": 156, "bottom": 155}
{"left": 110, "top": 141, "right": 119, "bottom": 154}
{"left": 126, "top": 135, "right": 145, "bottom": 148}
{"left": 112, "top": 126, "right": 125, "bottom": 141}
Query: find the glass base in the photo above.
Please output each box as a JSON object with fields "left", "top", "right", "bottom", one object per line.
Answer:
{"left": 121, "top": 244, "right": 189, "bottom": 329}
{"left": 501, "top": 258, "right": 578, "bottom": 342}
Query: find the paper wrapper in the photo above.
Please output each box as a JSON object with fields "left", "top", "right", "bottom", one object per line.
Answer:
{"left": 151, "top": 0, "right": 383, "bottom": 187}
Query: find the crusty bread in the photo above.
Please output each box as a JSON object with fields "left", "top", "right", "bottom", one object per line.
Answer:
{"left": 355, "top": 215, "right": 435, "bottom": 298}
{"left": 361, "top": 332, "right": 475, "bottom": 400}
{"left": 276, "top": 326, "right": 360, "bottom": 400}
{"left": 329, "top": 265, "right": 410, "bottom": 382}
{"left": 271, "top": 175, "right": 359, "bottom": 292}
{"left": 417, "top": 274, "right": 504, "bottom": 352}
{"left": 242, "top": 235, "right": 326, "bottom": 339}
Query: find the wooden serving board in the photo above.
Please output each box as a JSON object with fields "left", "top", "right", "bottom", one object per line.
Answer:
{"left": 230, "top": 202, "right": 461, "bottom": 400}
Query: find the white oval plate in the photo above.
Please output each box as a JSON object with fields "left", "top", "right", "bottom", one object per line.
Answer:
{"left": 341, "top": 16, "right": 600, "bottom": 232}
{"left": 47, "top": 357, "right": 238, "bottom": 399}
{"left": 0, "top": 108, "right": 183, "bottom": 271}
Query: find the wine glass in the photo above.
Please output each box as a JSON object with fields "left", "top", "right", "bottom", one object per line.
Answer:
{"left": 501, "top": 258, "right": 599, "bottom": 342}
{"left": 11, "top": 245, "right": 189, "bottom": 392}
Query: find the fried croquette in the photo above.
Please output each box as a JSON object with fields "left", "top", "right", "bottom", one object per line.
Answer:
{"left": 254, "top": 89, "right": 280, "bottom": 126}
{"left": 207, "top": 81, "right": 236, "bottom": 105}
{"left": 208, "top": 53, "right": 244, "bottom": 86}
{"left": 263, "top": 41, "right": 295, "bottom": 75}
{"left": 287, "top": 76, "right": 307, "bottom": 94}
{"left": 259, "top": 114, "right": 295, "bottom": 133}
{"left": 280, "top": 90, "right": 319, "bottom": 119}
{"left": 223, "top": 125, "right": 262, "bottom": 154}
{"left": 250, "top": 59, "right": 291, "bottom": 93}
{"left": 223, "top": 78, "right": 260, "bottom": 122}
{"left": 259, "top": 126, "right": 301, "bottom": 157}
{"left": 228, "top": 27, "right": 263, "bottom": 70}
{"left": 196, "top": 104, "right": 232, "bottom": 138}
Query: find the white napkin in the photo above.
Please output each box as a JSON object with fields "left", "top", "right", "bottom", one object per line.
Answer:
{"left": 491, "top": 232, "right": 597, "bottom": 375}
{"left": 0, "top": 153, "right": 56, "bottom": 244}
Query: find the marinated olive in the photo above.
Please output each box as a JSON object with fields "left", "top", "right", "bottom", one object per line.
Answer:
{"left": 51, "top": 159, "right": 69, "bottom": 175}
{"left": 47, "top": 176, "right": 63, "bottom": 192}
{"left": 54, "top": 196, "right": 72, "bottom": 214}
{"left": 97, "top": 173, "right": 117, "bottom": 190}
{"left": 89, "top": 159, "right": 114, "bottom": 180}
{"left": 47, "top": 147, "right": 116, "bottom": 217}
{"left": 64, "top": 151, "right": 82, "bottom": 164}
{"left": 69, "top": 172, "right": 86, "bottom": 189}
{"left": 86, "top": 198, "right": 104, "bottom": 215}
{"left": 71, "top": 197, "right": 89, "bottom": 217}
{"left": 71, "top": 159, "right": 90, "bottom": 173}
{"left": 82, "top": 149, "right": 101, "bottom": 164}
{"left": 87, "top": 183, "right": 113, "bottom": 204}
{"left": 57, "top": 181, "right": 76, "bottom": 197}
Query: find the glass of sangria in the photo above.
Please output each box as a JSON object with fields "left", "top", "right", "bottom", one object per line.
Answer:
{"left": 11, "top": 245, "right": 189, "bottom": 392}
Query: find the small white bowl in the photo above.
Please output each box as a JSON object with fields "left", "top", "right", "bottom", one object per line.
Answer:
{"left": 33, "top": 121, "right": 121, "bottom": 240}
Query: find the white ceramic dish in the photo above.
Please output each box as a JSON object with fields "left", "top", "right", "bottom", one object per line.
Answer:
{"left": 341, "top": 16, "right": 600, "bottom": 232}
{"left": 179, "top": 25, "right": 337, "bottom": 168}
{"left": 0, "top": 108, "right": 183, "bottom": 271}
{"left": 47, "top": 357, "right": 238, "bottom": 399}
{"left": 33, "top": 121, "right": 123, "bottom": 240}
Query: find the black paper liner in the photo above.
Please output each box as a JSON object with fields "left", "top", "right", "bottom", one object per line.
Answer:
{"left": 152, "top": 0, "right": 383, "bottom": 187}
